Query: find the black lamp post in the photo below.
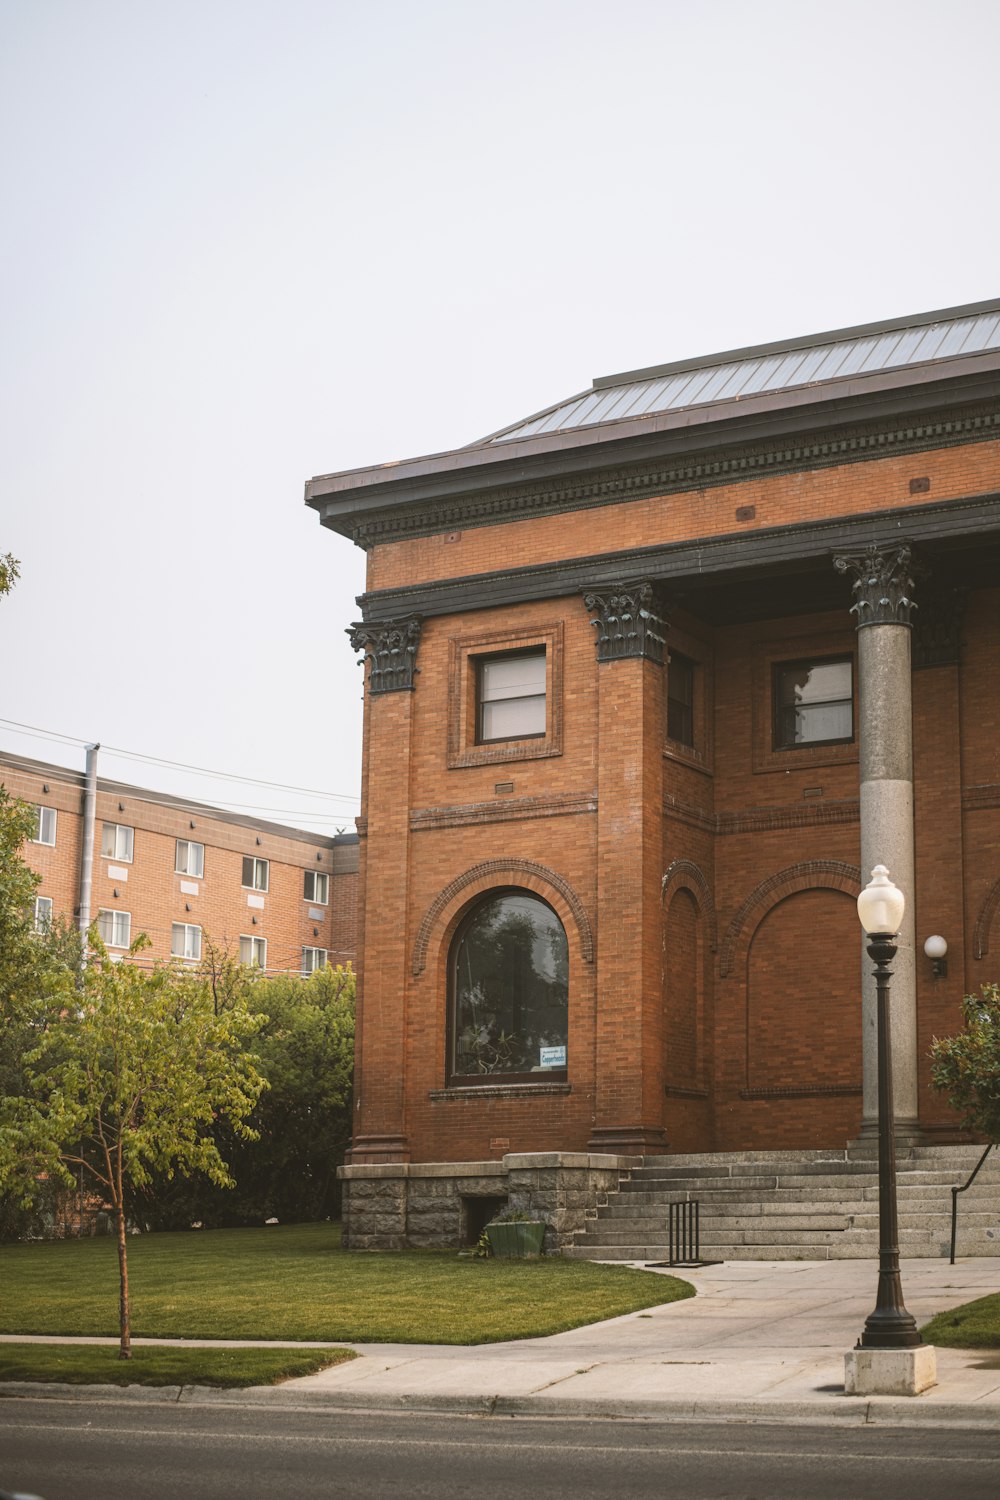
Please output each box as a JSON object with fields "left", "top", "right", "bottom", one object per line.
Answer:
{"left": 855, "top": 865, "right": 921, "bottom": 1350}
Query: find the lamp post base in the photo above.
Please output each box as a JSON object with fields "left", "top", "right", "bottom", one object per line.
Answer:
{"left": 845, "top": 1345, "right": 937, "bottom": 1396}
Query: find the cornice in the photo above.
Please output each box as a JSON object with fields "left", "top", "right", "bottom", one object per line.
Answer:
{"left": 349, "top": 402, "right": 1000, "bottom": 548}
{"left": 359, "top": 490, "right": 1000, "bottom": 624}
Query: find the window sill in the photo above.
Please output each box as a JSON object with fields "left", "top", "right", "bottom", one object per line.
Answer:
{"left": 430, "top": 1082, "right": 572, "bottom": 1101}
{"left": 664, "top": 743, "right": 713, "bottom": 777}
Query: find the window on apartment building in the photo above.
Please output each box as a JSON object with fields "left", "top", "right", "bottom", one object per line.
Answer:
{"left": 33, "top": 896, "right": 53, "bottom": 932}
{"left": 30, "top": 805, "right": 57, "bottom": 845}
{"left": 171, "top": 922, "right": 202, "bottom": 961}
{"left": 773, "top": 656, "right": 854, "bottom": 749}
{"left": 667, "top": 651, "right": 695, "bottom": 748}
{"left": 239, "top": 934, "right": 267, "bottom": 969}
{"left": 303, "top": 870, "right": 328, "bottom": 904}
{"left": 242, "top": 856, "right": 269, "bottom": 892}
{"left": 449, "top": 889, "right": 568, "bottom": 1084}
{"left": 97, "top": 909, "right": 131, "bottom": 948}
{"left": 175, "top": 839, "right": 205, "bottom": 878}
{"left": 101, "top": 822, "right": 134, "bottom": 863}
{"left": 476, "top": 650, "right": 546, "bottom": 743}
{"left": 301, "top": 946, "right": 327, "bottom": 974}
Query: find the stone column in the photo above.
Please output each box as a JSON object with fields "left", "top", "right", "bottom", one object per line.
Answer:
{"left": 583, "top": 583, "right": 669, "bottom": 1155}
{"left": 833, "top": 546, "right": 920, "bottom": 1138}
{"left": 345, "top": 616, "right": 422, "bottom": 1162}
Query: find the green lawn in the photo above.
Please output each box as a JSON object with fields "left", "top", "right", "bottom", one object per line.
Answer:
{"left": 0, "top": 1342, "right": 355, "bottom": 1388}
{"left": 0, "top": 1223, "right": 694, "bottom": 1345}
{"left": 922, "top": 1293, "right": 1000, "bottom": 1349}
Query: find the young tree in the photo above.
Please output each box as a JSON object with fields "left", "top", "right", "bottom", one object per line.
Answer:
{"left": 2, "top": 936, "right": 267, "bottom": 1358}
{"left": 930, "top": 984, "right": 1000, "bottom": 1142}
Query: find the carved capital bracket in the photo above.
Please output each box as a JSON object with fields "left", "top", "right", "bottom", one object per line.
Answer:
{"left": 832, "top": 542, "right": 920, "bottom": 629}
{"left": 347, "top": 615, "right": 422, "bottom": 693}
{"left": 582, "top": 581, "right": 667, "bottom": 663}
{"left": 912, "top": 587, "right": 967, "bottom": 670}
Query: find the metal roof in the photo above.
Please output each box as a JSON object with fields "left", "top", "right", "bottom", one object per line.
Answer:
{"left": 485, "top": 298, "right": 1000, "bottom": 446}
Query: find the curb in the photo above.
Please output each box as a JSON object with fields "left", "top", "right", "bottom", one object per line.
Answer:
{"left": 2, "top": 1382, "right": 999, "bottom": 1430}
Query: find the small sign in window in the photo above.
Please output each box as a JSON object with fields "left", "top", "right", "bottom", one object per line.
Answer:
{"left": 539, "top": 1045, "right": 567, "bottom": 1069}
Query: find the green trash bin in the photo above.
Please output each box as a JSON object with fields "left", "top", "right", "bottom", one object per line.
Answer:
{"left": 486, "top": 1220, "right": 547, "bottom": 1258}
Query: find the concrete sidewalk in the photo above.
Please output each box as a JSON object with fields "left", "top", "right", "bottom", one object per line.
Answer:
{"left": 3, "top": 1258, "right": 1000, "bottom": 1428}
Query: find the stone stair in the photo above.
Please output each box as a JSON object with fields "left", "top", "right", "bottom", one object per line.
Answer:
{"left": 564, "top": 1146, "right": 1000, "bottom": 1261}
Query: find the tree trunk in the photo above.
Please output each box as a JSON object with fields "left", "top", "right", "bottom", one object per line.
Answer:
{"left": 115, "top": 1204, "right": 132, "bottom": 1360}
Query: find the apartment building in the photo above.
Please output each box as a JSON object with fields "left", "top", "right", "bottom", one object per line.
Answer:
{"left": 2, "top": 749, "right": 359, "bottom": 974}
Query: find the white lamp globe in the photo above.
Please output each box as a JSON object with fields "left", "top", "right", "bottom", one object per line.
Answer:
{"left": 857, "top": 865, "right": 905, "bottom": 936}
{"left": 923, "top": 935, "right": 948, "bottom": 960}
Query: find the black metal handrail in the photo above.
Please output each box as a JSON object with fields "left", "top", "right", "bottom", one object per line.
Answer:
{"left": 949, "top": 1144, "right": 995, "bottom": 1263}
{"left": 669, "top": 1199, "right": 700, "bottom": 1266}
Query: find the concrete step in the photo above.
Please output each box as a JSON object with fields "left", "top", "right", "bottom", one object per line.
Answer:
{"left": 626, "top": 1169, "right": 974, "bottom": 1191}
{"left": 616, "top": 1185, "right": 1000, "bottom": 1208}
{"left": 642, "top": 1148, "right": 996, "bottom": 1167}
{"left": 575, "top": 1217, "right": 850, "bottom": 1244}
{"left": 598, "top": 1202, "right": 859, "bottom": 1221}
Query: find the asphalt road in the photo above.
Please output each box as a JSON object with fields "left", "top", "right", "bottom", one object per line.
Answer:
{"left": 2, "top": 1398, "right": 999, "bottom": 1500}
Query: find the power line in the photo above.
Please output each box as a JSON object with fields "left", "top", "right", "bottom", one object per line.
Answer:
{"left": 0, "top": 716, "right": 360, "bottom": 805}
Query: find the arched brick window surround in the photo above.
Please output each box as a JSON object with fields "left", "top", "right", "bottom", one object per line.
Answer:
{"left": 411, "top": 859, "right": 594, "bottom": 977}
{"left": 661, "top": 859, "right": 717, "bottom": 952}
{"left": 974, "top": 876, "right": 1000, "bottom": 961}
{"left": 719, "top": 860, "right": 861, "bottom": 978}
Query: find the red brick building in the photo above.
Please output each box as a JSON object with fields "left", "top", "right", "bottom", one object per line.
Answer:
{"left": 307, "top": 300, "right": 1000, "bottom": 1248}
{"left": 3, "top": 749, "right": 358, "bottom": 974}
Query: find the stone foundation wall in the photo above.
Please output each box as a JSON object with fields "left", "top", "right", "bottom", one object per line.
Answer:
{"left": 338, "top": 1153, "right": 634, "bottom": 1252}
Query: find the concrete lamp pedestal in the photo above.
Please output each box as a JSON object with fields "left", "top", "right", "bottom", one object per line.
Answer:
{"left": 844, "top": 1345, "right": 937, "bottom": 1397}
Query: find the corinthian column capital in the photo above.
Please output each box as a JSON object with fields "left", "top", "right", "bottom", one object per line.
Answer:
{"left": 347, "top": 616, "right": 422, "bottom": 693}
{"left": 582, "top": 581, "right": 668, "bottom": 663}
{"left": 832, "top": 543, "right": 919, "bottom": 629}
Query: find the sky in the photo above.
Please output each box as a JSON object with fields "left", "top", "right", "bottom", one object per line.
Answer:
{"left": 2, "top": 0, "right": 998, "bottom": 834}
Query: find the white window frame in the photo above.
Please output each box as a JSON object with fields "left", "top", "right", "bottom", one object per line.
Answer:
{"left": 242, "top": 856, "right": 269, "bottom": 893}
{"left": 174, "top": 839, "right": 205, "bottom": 878}
{"left": 303, "top": 870, "right": 329, "bottom": 905}
{"left": 476, "top": 649, "right": 547, "bottom": 744}
{"left": 239, "top": 934, "right": 267, "bottom": 969}
{"left": 97, "top": 908, "right": 131, "bottom": 948}
{"left": 171, "top": 922, "right": 202, "bottom": 961}
{"left": 33, "top": 895, "right": 53, "bottom": 932}
{"left": 301, "top": 946, "right": 327, "bottom": 974}
{"left": 101, "top": 823, "right": 134, "bottom": 863}
{"left": 31, "top": 805, "right": 57, "bottom": 846}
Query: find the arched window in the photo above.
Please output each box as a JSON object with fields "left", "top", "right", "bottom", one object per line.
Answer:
{"left": 449, "top": 890, "right": 568, "bottom": 1084}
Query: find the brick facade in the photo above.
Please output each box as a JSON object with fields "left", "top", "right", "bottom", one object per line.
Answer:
{"left": 308, "top": 301, "right": 1000, "bottom": 1183}
{"left": 2, "top": 751, "right": 358, "bottom": 975}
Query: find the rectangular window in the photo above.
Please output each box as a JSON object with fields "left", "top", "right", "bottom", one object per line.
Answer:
{"left": 301, "top": 946, "right": 327, "bottom": 974}
{"left": 101, "top": 823, "right": 134, "bottom": 863}
{"left": 239, "top": 934, "right": 267, "bottom": 969}
{"left": 242, "top": 856, "right": 269, "bottom": 892}
{"left": 175, "top": 839, "right": 205, "bottom": 878}
{"left": 31, "top": 805, "right": 57, "bottom": 845}
{"left": 477, "top": 650, "right": 546, "bottom": 743}
{"left": 774, "top": 657, "right": 853, "bottom": 748}
{"left": 171, "top": 922, "right": 202, "bottom": 961}
{"left": 33, "top": 895, "right": 53, "bottom": 932}
{"left": 303, "top": 870, "right": 328, "bottom": 904}
{"left": 667, "top": 651, "right": 695, "bottom": 747}
{"left": 97, "top": 908, "right": 131, "bottom": 948}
